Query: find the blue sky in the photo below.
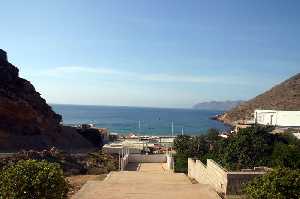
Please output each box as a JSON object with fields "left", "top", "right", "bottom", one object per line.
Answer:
{"left": 1, "top": 0, "right": 299, "bottom": 108}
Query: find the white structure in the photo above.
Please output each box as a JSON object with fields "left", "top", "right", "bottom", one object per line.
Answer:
{"left": 254, "top": 109, "right": 300, "bottom": 127}
{"left": 293, "top": 133, "right": 300, "bottom": 139}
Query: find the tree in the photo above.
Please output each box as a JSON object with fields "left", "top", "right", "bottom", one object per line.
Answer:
{"left": 0, "top": 160, "right": 68, "bottom": 199}
{"left": 221, "top": 126, "right": 274, "bottom": 170}
{"left": 174, "top": 152, "right": 189, "bottom": 173}
{"left": 243, "top": 167, "right": 300, "bottom": 199}
{"left": 173, "top": 135, "right": 192, "bottom": 155}
{"left": 206, "top": 128, "right": 221, "bottom": 142}
{"left": 190, "top": 135, "right": 209, "bottom": 162}
{"left": 271, "top": 143, "right": 300, "bottom": 169}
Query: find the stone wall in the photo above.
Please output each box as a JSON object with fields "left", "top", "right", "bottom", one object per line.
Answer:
{"left": 128, "top": 154, "right": 167, "bottom": 163}
{"left": 188, "top": 158, "right": 268, "bottom": 196}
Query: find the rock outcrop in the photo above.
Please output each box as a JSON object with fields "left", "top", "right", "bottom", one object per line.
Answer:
{"left": 0, "top": 49, "right": 94, "bottom": 151}
{"left": 218, "top": 73, "right": 300, "bottom": 125}
{"left": 193, "top": 100, "right": 243, "bottom": 111}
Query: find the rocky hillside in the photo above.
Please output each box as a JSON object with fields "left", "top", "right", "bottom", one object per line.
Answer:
{"left": 218, "top": 73, "right": 300, "bottom": 125}
{"left": 193, "top": 100, "right": 243, "bottom": 111}
{"left": 0, "top": 49, "right": 94, "bottom": 151}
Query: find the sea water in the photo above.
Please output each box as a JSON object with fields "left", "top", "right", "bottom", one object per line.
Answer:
{"left": 52, "top": 104, "right": 229, "bottom": 136}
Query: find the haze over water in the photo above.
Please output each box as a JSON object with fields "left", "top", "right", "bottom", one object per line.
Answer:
{"left": 52, "top": 104, "right": 229, "bottom": 136}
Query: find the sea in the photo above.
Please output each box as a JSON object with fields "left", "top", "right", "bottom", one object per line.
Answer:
{"left": 52, "top": 104, "right": 229, "bottom": 136}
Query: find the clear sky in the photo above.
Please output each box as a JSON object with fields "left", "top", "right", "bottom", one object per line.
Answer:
{"left": 1, "top": 0, "right": 299, "bottom": 108}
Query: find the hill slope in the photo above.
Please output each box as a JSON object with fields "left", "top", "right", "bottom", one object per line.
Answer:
{"left": 193, "top": 100, "right": 243, "bottom": 111}
{"left": 218, "top": 73, "right": 300, "bottom": 125}
{"left": 0, "top": 49, "right": 94, "bottom": 151}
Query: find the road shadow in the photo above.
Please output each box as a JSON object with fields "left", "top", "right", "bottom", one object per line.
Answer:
{"left": 125, "top": 163, "right": 140, "bottom": 171}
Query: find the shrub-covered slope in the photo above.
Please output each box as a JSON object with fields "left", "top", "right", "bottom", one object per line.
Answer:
{"left": 218, "top": 73, "right": 300, "bottom": 125}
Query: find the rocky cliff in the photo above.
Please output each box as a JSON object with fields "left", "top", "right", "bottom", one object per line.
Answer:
{"left": 218, "top": 73, "right": 300, "bottom": 125}
{"left": 193, "top": 100, "right": 243, "bottom": 111}
{"left": 0, "top": 49, "right": 94, "bottom": 151}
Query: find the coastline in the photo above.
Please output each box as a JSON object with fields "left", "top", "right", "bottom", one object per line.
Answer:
{"left": 53, "top": 105, "right": 229, "bottom": 136}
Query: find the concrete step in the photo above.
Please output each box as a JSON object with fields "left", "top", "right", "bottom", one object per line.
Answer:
{"left": 73, "top": 180, "right": 220, "bottom": 199}
{"left": 105, "top": 171, "right": 192, "bottom": 185}
{"left": 72, "top": 163, "right": 221, "bottom": 199}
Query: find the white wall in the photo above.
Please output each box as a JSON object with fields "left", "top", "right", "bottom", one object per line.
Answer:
{"left": 120, "top": 154, "right": 129, "bottom": 171}
{"left": 255, "top": 110, "right": 300, "bottom": 127}
{"left": 128, "top": 154, "right": 167, "bottom": 163}
{"left": 188, "top": 158, "right": 227, "bottom": 194}
{"left": 277, "top": 111, "right": 300, "bottom": 126}
{"left": 188, "top": 158, "right": 267, "bottom": 195}
{"left": 166, "top": 154, "right": 174, "bottom": 170}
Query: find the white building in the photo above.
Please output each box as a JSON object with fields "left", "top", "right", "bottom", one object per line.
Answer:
{"left": 254, "top": 109, "right": 300, "bottom": 127}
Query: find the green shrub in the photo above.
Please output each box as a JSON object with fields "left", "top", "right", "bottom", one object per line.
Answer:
{"left": 174, "top": 153, "right": 188, "bottom": 173}
{"left": 86, "top": 151, "right": 118, "bottom": 173}
{"left": 243, "top": 167, "right": 300, "bottom": 199}
{"left": 0, "top": 160, "right": 69, "bottom": 199}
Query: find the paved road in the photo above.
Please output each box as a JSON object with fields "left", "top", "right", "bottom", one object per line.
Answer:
{"left": 73, "top": 163, "right": 220, "bottom": 199}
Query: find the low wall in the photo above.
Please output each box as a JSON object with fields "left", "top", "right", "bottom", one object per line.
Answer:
{"left": 207, "top": 160, "right": 228, "bottom": 193}
{"left": 226, "top": 171, "right": 265, "bottom": 194}
{"left": 120, "top": 154, "right": 129, "bottom": 171}
{"left": 128, "top": 154, "right": 167, "bottom": 163}
{"left": 103, "top": 146, "right": 141, "bottom": 154}
{"left": 188, "top": 158, "right": 268, "bottom": 195}
{"left": 188, "top": 159, "right": 227, "bottom": 193}
{"left": 166, "top": 154, "right": 174, "bottom": 170}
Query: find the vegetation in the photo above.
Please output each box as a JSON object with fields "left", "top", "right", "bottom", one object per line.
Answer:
{"left": 243, "top": 167, "right": 300, "bottom": 199}
{"left": 0, "top": 160, "right": 68, "bottom": 199}
{"left": 174, "top": 126, "right": 300, "bottom": 171}
{"left": 85, "top": 151, "right": 118, "bottom": 174}
{"left": 0, "top": 149, "right": 119, "bottom": 176}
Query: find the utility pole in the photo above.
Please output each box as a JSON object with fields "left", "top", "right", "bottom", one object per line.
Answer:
{"left": 138, "top": 120, "right": 141, "bottom": 141}
{"left": 171, "top": 121, "right": 174, "bottom": 136}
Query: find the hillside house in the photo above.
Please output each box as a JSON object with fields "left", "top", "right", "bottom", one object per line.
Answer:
{"left": 254, "top": 109, "right": 300, "bottom": 127}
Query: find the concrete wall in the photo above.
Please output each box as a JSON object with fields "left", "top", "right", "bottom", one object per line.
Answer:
{"left": 129, "top": 154, "right": 167, "bottom": 163}
{"left": 255, "top": 110, "right": 300, "bottom": 127}
{"left": 103, "top": 145, "right": 141, "bottom": 154}
{"left": 166, "top": 154, "right": 174, "bottom": 170}
{"left": 276, "top": 111, "right": 300, "bottom": 126}
{"left": 226, "top": 171, "right": 265, "bottom": 194}
{"left": 188, "top": 158, "right": 267, "bottom": 196}
{"left": 103, "top": 145, "right": 124, "bottom": 154}
{"left": 120, "top": 154, "right": 129, "bottom": 171}
{"left": 188, "top": 159, "right": 227, "bottom": 193}
{"left": 188, "top": 159, "right": 208, "bottom": 183}
{"left": 206, "top": 160, "right": 228, "bottom": 193}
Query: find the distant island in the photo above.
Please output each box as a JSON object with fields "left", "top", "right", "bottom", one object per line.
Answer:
{"left": 193, "top": 100, "right": 243, "bottom": 111}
